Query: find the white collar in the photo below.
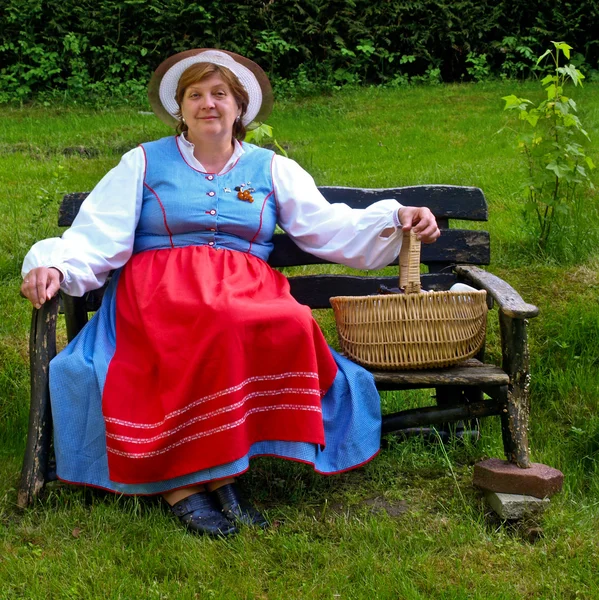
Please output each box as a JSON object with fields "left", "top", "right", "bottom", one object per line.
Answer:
{"left": 178, "top": 134, "right": 244, "bottom": 174}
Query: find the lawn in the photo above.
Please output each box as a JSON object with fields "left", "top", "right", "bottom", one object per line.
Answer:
{"left": 1, "top": 81, "right": 599, "bottom": 599}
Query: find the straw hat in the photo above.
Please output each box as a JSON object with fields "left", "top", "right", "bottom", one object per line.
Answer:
{"left": 148, "top": 48, "right": 273, "bottom": 128}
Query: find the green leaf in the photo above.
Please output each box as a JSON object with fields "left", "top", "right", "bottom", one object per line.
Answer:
{"left": 546, "top": 161, "right": 570, "bottom": 178}
{"left": 553, "top": 41, "right": 573, "bottom": 59}
{"left": 244, "top": 122, "right": 273, "bottom": 145}
{"left": 541, "top": 74, "right": 555, "bottom": 86}
{"left": 546, "top": 83, "right": 558, "bottom": 100}
{"left": 562, "top": 113, "right": 579, "bottom": 128}
{"left": 565, "top": 143, "right": 585, "bottom": 158}
{"left": 537, "top": 49, "right": 552, "bottom": 65}
{"left": 559, "top": 64, "right": 585, "bottom": 86}
{"left": 586, "top": 156, "right": 596, "bottom": 170}
{"left": 502, "top": 94, "right": 522, "bottom": 108}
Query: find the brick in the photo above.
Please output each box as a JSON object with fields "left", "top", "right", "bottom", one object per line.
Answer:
{"left": 473, "top": 458, "right": 563, "bottom": 499}
{"left": 485, "top": 491, "right": 549, "bottom": 520}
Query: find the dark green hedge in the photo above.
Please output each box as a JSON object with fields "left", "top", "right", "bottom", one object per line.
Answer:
{"left": 1, "top": 0, "right": 598, "bottom": 103}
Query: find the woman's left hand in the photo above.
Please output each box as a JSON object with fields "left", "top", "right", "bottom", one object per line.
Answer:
{"left": 397, "top": 206, "right": 440, "bottom": 244}
{"left": 21, "top": 267, "right": 62, "bottom": 309}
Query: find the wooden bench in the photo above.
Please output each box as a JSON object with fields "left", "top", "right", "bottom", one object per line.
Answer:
{"left": 18, "top": 184, "right": 539, "bottom": 507}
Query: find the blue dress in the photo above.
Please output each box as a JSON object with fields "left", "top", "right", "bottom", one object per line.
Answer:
{"left": 49, "top": 137, "right": 382, "bottom": 495}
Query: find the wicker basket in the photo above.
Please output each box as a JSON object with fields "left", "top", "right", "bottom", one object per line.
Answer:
{"left": 330, "top": 231, "right": 488, "bottom": 370}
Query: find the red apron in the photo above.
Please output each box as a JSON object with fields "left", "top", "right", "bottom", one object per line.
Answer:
{"left": 101, "top": 246, "right": 338, "bottom": 484}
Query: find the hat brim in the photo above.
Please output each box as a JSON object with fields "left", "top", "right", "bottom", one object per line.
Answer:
{"left": 148, "top": 48, "right": 273, "bottom": 129}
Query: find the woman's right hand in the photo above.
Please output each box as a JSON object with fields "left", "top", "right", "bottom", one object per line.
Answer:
{"left": 21, "top": 267, "right": 62, "bottom": 309}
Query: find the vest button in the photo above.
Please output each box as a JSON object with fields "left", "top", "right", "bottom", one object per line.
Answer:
{"left": 210, "top": 209, "right": 216, "bottom": 215}
{"left": 206, "top": 175, "right": 214, "bottom": 181}
{"left": 208, "top": 241, "right": 215, "bottom": 246}
{"left": 207, "top": 191, "right": 215, "bottom": 197}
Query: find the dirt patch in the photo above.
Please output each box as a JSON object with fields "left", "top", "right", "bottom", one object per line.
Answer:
{"left": 363, "top": 496, "right": 409, "bottom": 518}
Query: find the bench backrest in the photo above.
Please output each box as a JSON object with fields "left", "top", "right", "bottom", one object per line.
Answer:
{"left": 59, "top": 185, "right": 489, "bottom": 309}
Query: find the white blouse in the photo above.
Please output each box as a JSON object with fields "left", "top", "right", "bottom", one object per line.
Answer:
{"left": 22, "top": 137, "right": 404, "bottom": 297}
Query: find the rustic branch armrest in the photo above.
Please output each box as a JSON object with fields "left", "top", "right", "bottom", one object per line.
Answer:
{"left": 455, "top": 264, "right": 535, "bottom": 468}
{"left": 19, "top": 295, "right": 59, "bottom": 508}
{"left": 454, "top": 265, "right": 539, "bottom": 319}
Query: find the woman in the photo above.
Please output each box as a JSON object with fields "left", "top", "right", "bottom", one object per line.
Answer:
{"left": 21, "top": 49, "right": 440, "bottom": 537}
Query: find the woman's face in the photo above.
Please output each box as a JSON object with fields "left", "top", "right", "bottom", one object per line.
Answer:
{"left": 180, "top": 74, "right": 241, "bottom": 145}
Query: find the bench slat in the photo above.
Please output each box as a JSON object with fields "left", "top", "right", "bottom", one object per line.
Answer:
{"left": 79, "top": 273, "right": 460, "bottom": 312}
{"left": 319, "top": 185, "right": 487, "bottom": 220}
{"left": 270, "top": 229, "right": 490, "bottom": 267}
{"left": 59, "top": 185, "right": 488, "bottom": 226}
{"left": 289, "top": 273, "right": 458, "bottom": 309}
{"left": 372, "top": 359, "right": 509, "bottom": 388}
{"left": 59, "top": 192, "right": 490, "bottom": 267}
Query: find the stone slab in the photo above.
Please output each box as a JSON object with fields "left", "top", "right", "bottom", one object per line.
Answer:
{"left": 473, "top": 458, "right": 563, "bottom": 499}
{"left": 485, "top": 491, "right": 550, "bottom": 520}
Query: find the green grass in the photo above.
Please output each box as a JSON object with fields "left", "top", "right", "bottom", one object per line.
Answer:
{"left": 1, "top": 82, "right": 599, "bottom": 598}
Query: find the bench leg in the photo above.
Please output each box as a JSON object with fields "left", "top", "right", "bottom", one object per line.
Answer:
{"left": 435, "top": 386, "right": 481, "bottom": 441}
{"left": 499, "top": 313, "right": 531, "bottom": 468}
{"left": 18, "top": 296, "right": 59, "bottom": 508}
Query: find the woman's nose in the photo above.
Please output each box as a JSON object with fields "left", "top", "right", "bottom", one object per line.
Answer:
{"left": 200, "top": 95, "right": 215, "bottom": 109}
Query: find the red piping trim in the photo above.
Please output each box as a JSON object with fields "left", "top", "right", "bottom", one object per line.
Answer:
{"left": 143, "top": 182, "right": 175, "bottom": 249}
{"left": 248, "top": 190, "right": 274, "bottom": 253}
{"left": 55, "top": 468, "right": 250, "bottom": 497}
{"left": 55, "top": 449, "right": 379, "bottom": 496}
{"left": 139, "top": 144, "right": 148, "bottom": 181}
{"left": 270, "top": 153, "right": 280, "bottom": 215}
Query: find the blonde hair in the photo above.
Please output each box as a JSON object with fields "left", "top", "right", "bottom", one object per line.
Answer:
{"left": 174, "top": 63, "right": 249, "bottom": 140}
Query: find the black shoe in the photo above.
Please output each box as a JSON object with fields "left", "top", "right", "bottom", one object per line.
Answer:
{"left": 212, "top": 483, "right": 268, "bottom": 529}
{"left": 169, "top": 492, "right": 239, "bottom": 537}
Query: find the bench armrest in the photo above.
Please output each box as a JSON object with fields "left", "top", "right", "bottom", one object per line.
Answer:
{"left": 454, "top": 265, "right": 539, "bottom": 319}
{"left": 455, "top": 264, "right": 535, "bottom": 467}
{"left": 19, "top": 295, "right": 59, "bottom": 507}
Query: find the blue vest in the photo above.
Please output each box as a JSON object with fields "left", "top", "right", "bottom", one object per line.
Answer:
{"left": 134, "top": 136, "right": 277, "bottom": 262}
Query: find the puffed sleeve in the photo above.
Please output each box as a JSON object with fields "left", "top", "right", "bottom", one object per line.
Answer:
{"left": 21, "top": 147, "right": 145, "bottom": 297}
{"left": 273, "top": 155, "right": 404, "bottom": 270}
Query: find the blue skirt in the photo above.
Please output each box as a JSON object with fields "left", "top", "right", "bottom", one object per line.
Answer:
{"left": 49, "top": 267, "right": 382, "bottom": 495}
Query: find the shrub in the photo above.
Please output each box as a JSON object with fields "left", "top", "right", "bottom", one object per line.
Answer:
{"left": 502, "top": 42, "right": 596, "bottom": 258}
{"left": 1, "top": 0, "right": 598, "bottom": 103}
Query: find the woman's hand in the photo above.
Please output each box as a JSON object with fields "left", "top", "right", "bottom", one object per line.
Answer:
{"left": 21, "top": 267, "right": 62, "bottom": 309}
{"left": 397, "top": 206, "right": 441, "bottom": 243}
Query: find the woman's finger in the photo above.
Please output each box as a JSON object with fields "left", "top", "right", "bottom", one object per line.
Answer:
{"left": 21, "top": 272, "right": 39, "bottom": 307}
{"left": 46, "top": 271, "right": 62, "bottom": 300}
{"left": 35, "top": 271, "right": 49, "bottom": 307}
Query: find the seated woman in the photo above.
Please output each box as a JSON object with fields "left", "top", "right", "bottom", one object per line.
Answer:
{"left": 21, "top": 49, "right": 440, "bottom": 537}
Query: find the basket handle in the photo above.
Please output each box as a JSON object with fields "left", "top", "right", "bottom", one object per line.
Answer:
{"left": 399, "top": 230, "right": 422, "bottom": 294}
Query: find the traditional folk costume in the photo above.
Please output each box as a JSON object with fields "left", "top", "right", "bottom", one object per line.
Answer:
{"left": 22, "top": 49, "right": 406, "bottom": 497}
